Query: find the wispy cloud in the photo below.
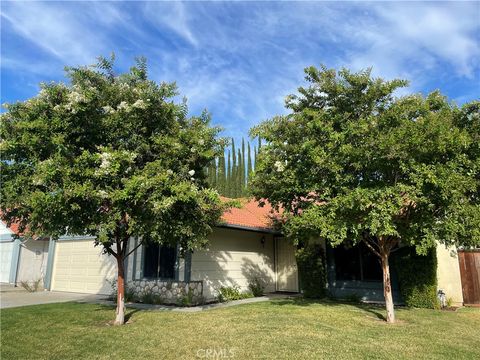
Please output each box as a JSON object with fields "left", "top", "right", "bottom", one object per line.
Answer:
{"left": 143, "top": 2, "right": 198, "bottom": 47}
{"left": 1, "top": 1, "right": 478, "bottom": 138}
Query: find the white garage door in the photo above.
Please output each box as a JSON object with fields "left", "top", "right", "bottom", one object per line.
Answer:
{"left": 51, "top": 239, "right": 116, "bottom": 294}
{"left": 0, "top": 241, "right": 14, "bottom": 283}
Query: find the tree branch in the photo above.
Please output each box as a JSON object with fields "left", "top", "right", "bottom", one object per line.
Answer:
{"left": 125, "top": 239, "right": 142, "bottom": 258}
{"left": 362, "top": 237, "right": 381, "bottom": 258}
{"left": 105, "top": 246, "right": 118, "bottom": 259}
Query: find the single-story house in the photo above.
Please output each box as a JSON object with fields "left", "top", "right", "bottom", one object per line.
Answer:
{"left": 0, "top": 221, "right": 49, "bottom": 287}
{"left": 0, "top": 199, "right": 467, "bottom": 305}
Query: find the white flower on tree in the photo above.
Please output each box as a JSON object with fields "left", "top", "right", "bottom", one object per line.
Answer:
{"left": 274, "top": 160, "right": 285, "bottom": 172}
{"left": 132, "top": 99, "right": 147, "bottom": 109}
{"left": 117, "top": 101, "right": 130, "bottom": 112}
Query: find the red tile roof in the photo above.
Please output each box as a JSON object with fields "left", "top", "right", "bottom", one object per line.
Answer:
{"left": 220, "top": 198, "right": 280, "bottom": 232}
{"left": 1, "top": 219, "right": 22, "bottom": 236}
{"left": 7, "top": 221, "right": 21, "bottom": 236}
{"left": 1, "top": 198, "right": 280, "bottom": 236}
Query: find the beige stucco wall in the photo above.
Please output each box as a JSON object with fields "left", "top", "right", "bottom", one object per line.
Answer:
{"left": 191, "top": 228, "right": 276, "bottom": 300}
{"left": 436, "top": 243, "right": 464, "bottom": 306}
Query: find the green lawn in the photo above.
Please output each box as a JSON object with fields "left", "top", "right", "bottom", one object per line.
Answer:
{"left": 1, "top": 299, "right": 479, "bottom": 359}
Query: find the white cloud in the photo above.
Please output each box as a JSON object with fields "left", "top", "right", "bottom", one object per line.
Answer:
{"left": 142, "top": 2, "right": 198, "bottom": 47}
{"left": 371, "top": 2, "right": 480, "bottom": 78}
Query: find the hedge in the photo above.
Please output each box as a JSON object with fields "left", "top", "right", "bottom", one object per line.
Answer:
{"left": 393, "top": 246, "right": 439, "bottom": 309}
{"left": 296, "top": 243, "right": 327, "bottom": 298}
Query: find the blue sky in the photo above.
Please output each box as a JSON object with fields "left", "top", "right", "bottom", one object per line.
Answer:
{"left": 1, "top": 1, "right": 479, "bottom": 141}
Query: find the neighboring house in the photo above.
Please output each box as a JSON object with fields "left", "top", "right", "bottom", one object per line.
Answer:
{"left": 1, "top": 199, "right": 467, "bottom": 306}
{"left": 0, "top": 221, "right": 49, "bottom": 287}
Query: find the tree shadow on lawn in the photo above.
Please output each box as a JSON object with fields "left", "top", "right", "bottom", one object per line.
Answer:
{"left": 70, "top": 303, "right": 142, "bottom": 325}
{"left": 270, "top": 297, "right": 387, "bottom": 321}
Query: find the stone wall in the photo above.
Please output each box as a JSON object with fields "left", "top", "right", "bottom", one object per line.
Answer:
{"left": 128, "top": 280, "right": 204, "bottom": 305}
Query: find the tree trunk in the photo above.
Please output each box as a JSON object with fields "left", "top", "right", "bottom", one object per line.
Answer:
{"left": 114, "top": 255, "right": 125, "bottom": 325}
{"left": 381, "top": 252, "right": 395, "bottom": 323}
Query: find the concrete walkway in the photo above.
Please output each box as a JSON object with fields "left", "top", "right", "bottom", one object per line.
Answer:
{"left": 91, "top": 292, "right": 300, "bottom": 313}
{"left": 1, "top": 288, "right": 299, "bottom": 311}
{"left": 0, "top": 290, "right": 107, "bottom": 309}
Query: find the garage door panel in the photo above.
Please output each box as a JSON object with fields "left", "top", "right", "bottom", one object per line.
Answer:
{"left": 52, "top": 240, "right": 116, "bottom": 294}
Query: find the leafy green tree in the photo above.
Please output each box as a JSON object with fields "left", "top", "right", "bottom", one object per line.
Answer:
{"left": 1, "top": 57, "right": 227, "bottom": 325}
{"left": 251, "top": 66, "right": 480, "bottom": 323}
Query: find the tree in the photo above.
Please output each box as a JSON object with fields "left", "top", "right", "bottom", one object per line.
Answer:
{"left": 237, "top": 148, "right": 243, "bottom": 196}
{"left": 250, "top": 65, "right": 480, "bottom": 323}
{"left": 0, "top": 56, "right": 227, "bottom": 325}
{"left": 231, "top": 138, "right": 237, "bottom": 198}
{"left": 247, "top": 141, "right": 253, "bottom": 185}
{"left": 226, "top": 150, "right": 232, "bottom": 197}
{"left": 218, "top": 147, "right": 226, "bottom": 195}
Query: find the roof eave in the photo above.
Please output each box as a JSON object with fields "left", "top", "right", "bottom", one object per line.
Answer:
{"left": 217, "top": 223, "right": 282, "bottom": 235}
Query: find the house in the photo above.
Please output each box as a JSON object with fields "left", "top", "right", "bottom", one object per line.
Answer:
{"left": 0, "top": 221, "right": 49, "bottom": 287}
{"left": 0, "top": 199, "right": 467, "bottom": 306}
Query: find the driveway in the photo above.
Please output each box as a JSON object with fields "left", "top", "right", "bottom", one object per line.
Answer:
{"left": 0, "top": 286, "right": 108, "bottom": 309}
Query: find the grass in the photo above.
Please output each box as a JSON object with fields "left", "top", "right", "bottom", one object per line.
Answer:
{"left": 1, "top": 299, "right": 479, "bottom": 359}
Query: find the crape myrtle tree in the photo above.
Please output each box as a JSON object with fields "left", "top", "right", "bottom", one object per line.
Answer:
{"left": 250, "top": 66, "right": 480, "bottom": 323}
{"left": 0, "top": 56, "right": 228, "bottom": 325}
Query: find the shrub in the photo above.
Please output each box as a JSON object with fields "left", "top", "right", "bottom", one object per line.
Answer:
{"left": 180, "top": 288, "right": 194, "bottom": 306}
{"left": 217, "top": 285, "right": 253, "bottom": 302}
{"left": 140, "top": 290, "right": 164, "bottom": 304}
{"left": 295, "top": 243, "right": 327, "bottom": 298}
{"left": 108, "top": 279, "right": 137, "bottom": 303}
{"left": 392, "top": 247, "right": 439, "bottom": 309}
{"left": 344, "top": 293, "right": 362, "bottom": 303}
{"left": 19, "top": 278, "right": 42, "bottom": 292}
{"left": 248, "top": 277, "right": 266, "bottom": 297}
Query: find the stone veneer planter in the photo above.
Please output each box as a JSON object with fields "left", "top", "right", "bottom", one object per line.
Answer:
{"left": 128, "top": 280, "right": 203, "bottom": 305}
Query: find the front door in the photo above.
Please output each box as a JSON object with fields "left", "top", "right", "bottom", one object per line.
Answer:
{"left": 276, "top": 238, "right": 299, "bottom": 292}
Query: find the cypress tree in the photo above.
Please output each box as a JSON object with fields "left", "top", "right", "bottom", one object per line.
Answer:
{"left": 237, "top": 148, "right": 243, "bottom": 197}
{"left": 241, "top": 138, "right": 246, "bottom": 195}
{"left": 247, "top": 141, "right": 252, "bottom": 186}
{"left": 226, "top": 150, "right": 231, "bottom": 197}
{"left": 231, "top": 138, "right": 237, "bottom": 198}
{"left": 218, "top": 148, "right": 226, "bottom": 196}
{"left": 209, "top": 159, "right": 217, "bottom": 189}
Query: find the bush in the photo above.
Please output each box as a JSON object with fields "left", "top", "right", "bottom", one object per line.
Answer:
{"left": 180, "top": 288, "right": 194, "bottom": 306}
{"left": 248, "top": 278, "right": 266, "bottom": 297}
{"left": 19, "top": 278, "right": 42, "bottom": 292}
{"left": 392, "top": 247, "right": 439, "bottom": 309}
{"left": 108, "top": 279, "right": 137, "bottom": 303}
{"left": 217, "top": 285, "right": 253, "bottom": 302}
{"left": 295, "top": 243, "right": 327, "bottom": 298}
{"left": 139, "top": 290, "right": 164, "bottom": 305}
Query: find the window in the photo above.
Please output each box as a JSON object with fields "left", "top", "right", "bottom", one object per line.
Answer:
{"left": 143, "top": 243, "right": 177, "bottom": 279}
{"left": 334, "top": 242, "right": 382, "bottom": 281}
